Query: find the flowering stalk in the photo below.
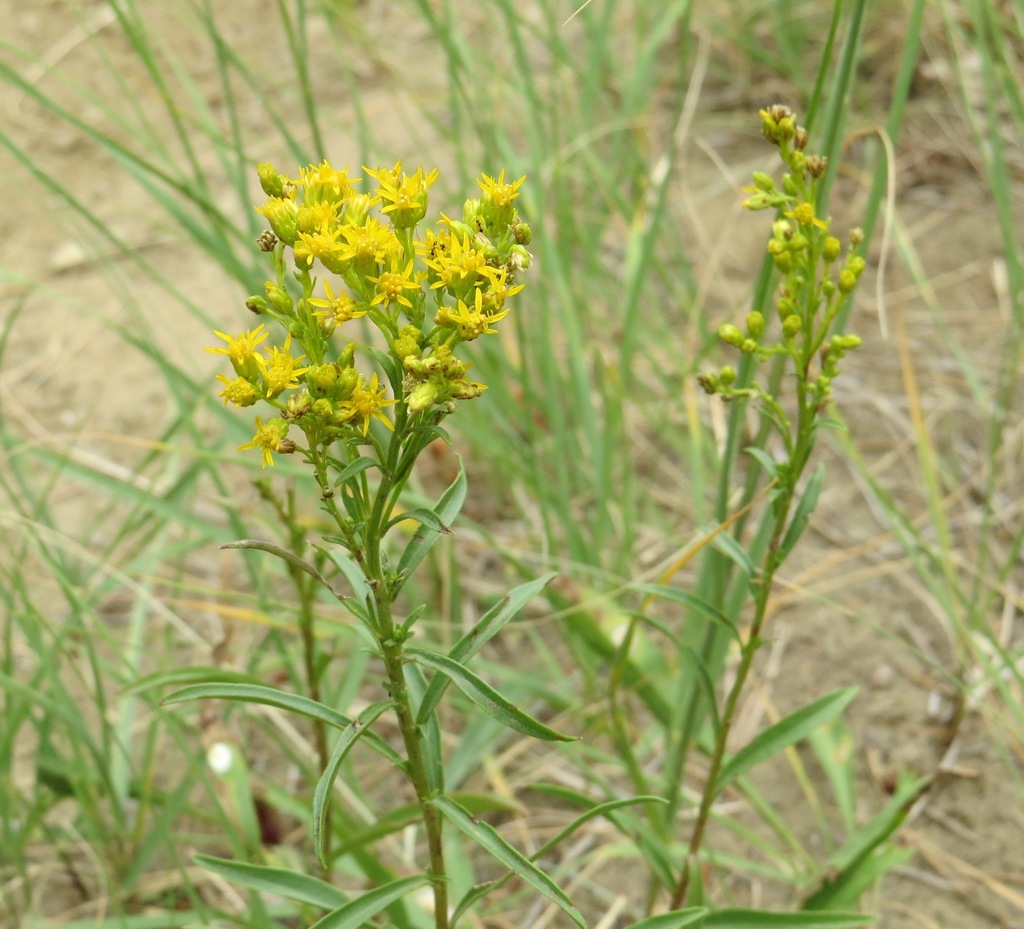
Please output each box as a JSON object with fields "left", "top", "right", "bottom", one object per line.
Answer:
{"left": 206, "top": 161, "right": 533, "bottom": 929}
{"left": 675, "top": 105, "right": 865, "bottom": 907}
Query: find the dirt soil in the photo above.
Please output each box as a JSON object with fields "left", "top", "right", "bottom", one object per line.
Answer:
{"left": 1, "top": 3, "right": 1022, "bottom": 929}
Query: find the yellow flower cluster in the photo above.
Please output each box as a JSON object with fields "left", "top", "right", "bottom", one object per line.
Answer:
{"left": 206, "top": 161, "right": 532, "bottom": 467}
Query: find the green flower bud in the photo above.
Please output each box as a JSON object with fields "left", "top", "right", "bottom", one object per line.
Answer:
{"left": 407, "top": 380, "right": 440, "bottom": 413}
{"left": 789, "top": 233, "right": 809, "bottom": 252}
{"left": 782, "top": 174, "right": 799, "bottom": 196}
{"left": 311, "top": 397, "right": 335, "bottom": 420}
{"left": 831, "top": 333, "right": 862, "bottom": 351}
{"left": 773, "top": 251, "right": 792, "bottom": 272}
{"left": 746, "top": 311, "right": 765, "bottom": 339}
{"left": 741, "top": 338, "right": 758, "bottom": 354}
{"left": 338, "top": 343, "right": 356, "bottom": 369}
{"left": 264, "top": 282, "right": 294, "bottom": 316}
{"left": 512, "top": 220, "right": 532, "bottom": 245}
{"left": 838, "top": 269, "right": 857, "bottom": 293}
{"left": 245, "top": 295, "right": 269, "bottom": 315}
{"left": 718, "top": 323, "right": 745, "bottom": 348}
{"left": 308, "top": 363, "right": 339, "bottom": 395}
{"left": 823, "top": 236, "right": 841, "bottom": 262}
{"left": 257, "top": 163, "right": 285, "bottom": 197}
{"left": 751, "top": 171, "right": 776, "bottom": 192}
{"left": 782, "top": 314, "right": 802, "bottom": 337}
{"left": 720, "top": 365, "right": 737, "bottom": 386}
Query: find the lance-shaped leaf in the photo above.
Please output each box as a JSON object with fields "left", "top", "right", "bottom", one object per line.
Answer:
{"left": 717, "top": 688, "right": 857, "bottom": 789}
{"left": 162, "top": 682, "right": 403, "bottom": 766}
{"left": 386, "top": 506, "right": 452, "bottom": 535}
{"left": 623, "top": 910, "right": 709, "bottom": 929}
{"left": 313, "top": 700, "right": 394, "bottom": 867}
{"left": 701, "top": 909, "right": 873, "bottom": 928}
{"left": 431, "top": 795, "right": 585, "bottom": 929}
{"left": 408, "top": 648, "right": 576, "bottom": 742}
{"left": 309, "top": 875, "right": 431, "bottom": 929}
{"left": 222, "top": 539, "right": 343, "bottom": 597}
{"left": 416, "top": 573, "right": 557, "bottom": 723}
{"left": 195, "top": 854, "right": 348, "bottom": 909}
{"left": 393, "top": 456, "right": 467, "bottom": 594}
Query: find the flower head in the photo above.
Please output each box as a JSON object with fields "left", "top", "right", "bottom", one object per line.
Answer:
{"left": 238, "top": 416, "right": 290, "bottom": 468}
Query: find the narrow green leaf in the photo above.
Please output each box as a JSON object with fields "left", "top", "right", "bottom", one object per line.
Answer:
{"left": 710, "top": 531, "right": 756, "bottom": 578}
{"left": 629, "top": 583, "right": 739, "bottom": 640}
{"left": 194, "top": 854, "right": 348, "bottom": 909}
{"left": 624, "top": 909, "right": 709, "bottom": 929}
{"left": 322, "top": 548, "right": 373, "bottom": 618}
{"left": 408, "top": 648, "right": 576, "bottom": 742}
{"left": 417, "top": 573, "right": 557, "bottom": 722}
{"left": 745, "top": 446, "right": 780, "bottom": 480}
{"left": 125, "top": 666, "right": 260, "bottom": 695}
{"left": 803, "top": 773, "right": 930, "bottom": 909}
{"left": 777, "top": 463, "right": 825, "bottom": 561}
{"left": 221, "top": 538, "right": 341, "bottom": 597}
{"left": 309, "top": 875, "right": 430, "bottom": 929}
{"left": 394, "top": 456, "right": 467, "bottom": 593}
{"left": 386, "top": 506, "right": 452, "bottom": 534}
{"left": 717, "top": 688, "right": 857, "bottom": 788}
{"left": 703, "top": 910, "right": 872, "bottom": 928}
{"left": 331, "top": 455, "right": 377, "bottom": 485}
{"left": 431, "top": 795, "right": 585, "bottom": 929}
{"left": 313, "top": 701, "right": 394, "bottom": 867}
{"left": 161, "top": 683, "right": 403, "bottom": 766}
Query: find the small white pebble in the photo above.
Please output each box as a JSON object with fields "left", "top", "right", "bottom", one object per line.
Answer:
{"left": 207, "top": 741, "right": 234, "bottom": 774}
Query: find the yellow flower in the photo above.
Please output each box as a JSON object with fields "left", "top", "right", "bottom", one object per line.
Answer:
{"left": 256, "top": 334, "right": 309, "bottom": 398}
{"left": 295, "top": 160, "right": 357, "bottom": 206}
{"left": 215, "top": 374, "right": 260, "bottom": 408}
{"left": 206, "top": 324, "right": 270, "bottom": 379}
{"left": 369, "top": 164, "right": 440, "bottom": 229}
{"left": 477, "top": 170, "right": 525, "bottom": 210}
{"left": 238, "top": 416, "right": 289, "bottom": 468}
{"left": 294, "top": 226, "right": 346, "bottom": 273}
{"left": 344, "top": 373, "right": 397, "bottom": 436}
{"left": 309, "top": 279, "right": 367, "bottom": 327}
{"left": 783, "top": 201, "right": 828, "bottom": 230}
{"left": 368, "top": 258, "right": 421, "bottom": 310}
{"left": 437, "top": 288, "right": 509, "bottom": 340}
{"left": 335, "top": 217, "right": 398, "bottom": 268}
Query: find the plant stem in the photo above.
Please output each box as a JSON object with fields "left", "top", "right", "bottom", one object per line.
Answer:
{"left": 379, "top": 623, "right": 449, "bottom": 929}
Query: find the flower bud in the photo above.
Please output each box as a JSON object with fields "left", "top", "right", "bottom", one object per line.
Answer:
{"left": 838, "top": 269, "right": 857, "bottom": 293}
{"left": 246, "top": 295, "right": 269, "bottom": 315}
{"left": 264, "top": 282, "right": 294, "bottom": 316}
{"left": 746, "top": 311, "right": 765, "bottom": 339}
{"left": 720, "top": 365, "right": 736, "bottom": 386}
{"left": 782, "top": 314, "right": 802, "bottom": 337}
{"left": 255, "top": 197, "right": 299, "bottom": 245}
{"left": 823, "top": 236, "right": 841, "bottom": 263}
{"left": 257, "top": 163, "right": 286, "bottom": 197}
{"left": 751, "top": 171, "right": 776, "bottom": 192}
{"left": 718, "top": 323, "right": 745, "bottom": 348}
{"left": 407, "top": 381, "right": 439, "bottom": 413}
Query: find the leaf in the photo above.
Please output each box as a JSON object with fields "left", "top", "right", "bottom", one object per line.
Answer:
{"left": 221, "top": 538, "right": 342, "bottom": 596}
{"left": 803, "top": 772, "right": 930, "bottom": 909}
{"left": 331, "top": 455, "right": 378, "bottom": 486}
{"left": 386, "top": 506, "right": 452, "bottom": 534}
{"left": 431, "top": 795, "right": 585, "bottom": 929}
{"left": 125, "top": 666, "right": 260, "bottom": 695}
{"left": 628, "top": 584, "right": 739, "bottom": 640}
{"left": 416, "top": 573, "right": 557, "bottom": 722}
{"left": 313, "top": 701, "right": 394, "bottom": 867}
{"left": 308, "top": 875, "right": 430, "bottom": 929}
{"left": 623, "top": 910, "right": 709, "bottom": 929}
{"left": 717, "top": 688, "right": 857, "bottom": 788}
{"left": 408, "top": 648, "right": 576, "bottom": 742}
{"left": 194, "top": 854, "right": 348, "bottom": 909}
{"left": 320, "top": 548, "right": 373, "bottom": 619}
{"left": 702, "top": 910, "right": 873, "bottom": 928}
{"left": 394, "top": 456, "right": 467, "bottom": 594}
{"left": 161, "top": 682, "right": 404, "bottom": 766}
{"left": 777, "top": 463, "right": 825, "bottom": 561}
{"left": 709, "top": 531, "right": 756, "bottom": 578}
{"left": 745, "top": 446, "right": 780, "bottom": 480}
